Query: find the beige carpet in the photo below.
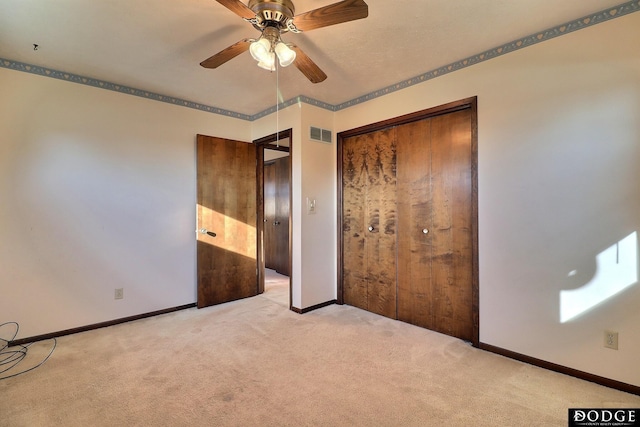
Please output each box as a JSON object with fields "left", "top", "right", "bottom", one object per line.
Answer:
{"left": 1, "top": 272, "right": 638, "bottom": 426}
{"left": 262, "top": 268, "right": 290, "bottom": 308}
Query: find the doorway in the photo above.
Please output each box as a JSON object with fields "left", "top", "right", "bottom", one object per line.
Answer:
{"left": 255, "top": 129, "right": 292, "bottom": 309}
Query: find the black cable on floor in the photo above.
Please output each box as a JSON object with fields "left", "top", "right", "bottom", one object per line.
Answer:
{"left": 0, "top": 321, "right": 57, "bottom": 380}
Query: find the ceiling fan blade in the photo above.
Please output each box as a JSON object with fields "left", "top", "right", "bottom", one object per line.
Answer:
{"left": 213, "top": 0, "right": 255, "bottom": 20}
{"left": 200, "top": 39, "right": 251, "bottom": 69}
{"left": 290, "top": 45, "right": 327, "bottom": 84}
{"left": 292, "top": 0, "right": 368, "bottom": 32}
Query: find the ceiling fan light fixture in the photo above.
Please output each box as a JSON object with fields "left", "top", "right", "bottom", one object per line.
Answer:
{"left": 203, "top": 0, "right": 369, "bottom": 82}
{"left": 249, "top": 37, "right": 272, "bottom": 63}
{"left": 274, "top": 42, "right": 296, "bottom": 67}
{"left": 257, "top": 51, "right": 276, "bottom": 71}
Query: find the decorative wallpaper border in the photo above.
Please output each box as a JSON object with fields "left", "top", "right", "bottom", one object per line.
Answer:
{"left": 1, "top": 0, "right": 638, "bottom": 121}
{"left": 333, "top": 0, "right": 639, "bottom": 112}
{"left": 251, "top": 95, "right": 336, "bottom": 120}
{"left": 0, "top": 59, "right": 252, "bottom": 121}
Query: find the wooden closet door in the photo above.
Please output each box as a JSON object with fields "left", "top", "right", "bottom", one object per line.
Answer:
{"left": 366, "top": 128, "right": 397, "bottom": 318}
{"left": 396, "top": 118, "right": 433, "bottom": 327}
{"left": 396, "top": 109, "right": 474, "bottom": 341}
{"left": 430, "top": 109, "right": 473, "bottom": 341}
{"left": 274, "top": 156, "right": 290, "bottom": 276}
{"left": 342, "top": 133, "right": 369, "bottom": 311}
{"left": 264, "top": 161, "right": 277, "bottom": 270}
{"left": 342, "top": 129, "right": 397, "bottom": 318}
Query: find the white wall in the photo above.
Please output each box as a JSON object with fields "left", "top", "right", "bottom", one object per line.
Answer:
{"left": 252, "top": 103, "right": 338, "bottom": 309}
{"left": 0, "top": 68, "right": 250, "bottom": 338}
{"left": 334, "top": 13, "right": 640, "bottom": 386}
{"left": 299, "top": 104, "right": 338, "bottom": 307}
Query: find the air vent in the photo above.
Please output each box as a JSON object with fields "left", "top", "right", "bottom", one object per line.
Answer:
{"left": 310, "top": 126, "right": 332, "bottom": 144}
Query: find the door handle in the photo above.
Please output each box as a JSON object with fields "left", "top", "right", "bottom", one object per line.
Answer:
{"left": 368, "top": 226, "right": 374, "bottom": 232}
{"left": 422, "top": 229, "right": 429, "bottom": 234}
{"left": 274, "top": 221, "right": 281, "bottom": 226}
{"left": 200, "top": 228, "right": 217, "bottom": 237}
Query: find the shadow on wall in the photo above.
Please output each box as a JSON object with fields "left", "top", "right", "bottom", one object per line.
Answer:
{"left": 560, "top": 231, "right": 638, "bottom": 323}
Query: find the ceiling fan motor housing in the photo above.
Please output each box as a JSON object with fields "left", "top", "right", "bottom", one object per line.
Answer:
{"left": 248, "top": 0, "right": 295, "bottom": 28}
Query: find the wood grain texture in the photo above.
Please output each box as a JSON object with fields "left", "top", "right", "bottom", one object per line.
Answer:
{"left": 429, "top": 109, "right": 473, "bottom": 341}
{"left": 291, "top": 45, "right": 327, "bottom": 83}
{"left": 200, "top": 40, "right": 251, "bottom": 69}
{"left": 256, "top": 144, "right": 265, "bottom": 295}
{"left": 264, "top": 156, "right": 290, "bottom": 275}
{"left": 292, "top": 0, "right": 368, "bottom": 32}
{"left": 214, "top": 0, "right": 255, "bottom": 19}
{"left": 342, "top": 130, "right": 397, "bottom": 318}
{"left": 338, "top": 98, "right": 478, "bottom": 344}
{"left": 396, "top": 118, "right": 433, "bottom": 328}
{"left": 365, "top": 128, "right": 397, "bottom": 318}
{"left": 274, "top": 156, "right": 290, "bottom": 275}
{"left": 470, "top": 100, "right": 480, "bottom": 347}
{"left": 197, "top": 135, "right": 258, "bottom": 308}
{"left": 264, "top": 161, "right": 277, "bottom": 270}
{"left": 396, "top": 109, "right": 474, "bottom": 341}
{"left": 342, "top": 133, "right": 369, "bottom": 311}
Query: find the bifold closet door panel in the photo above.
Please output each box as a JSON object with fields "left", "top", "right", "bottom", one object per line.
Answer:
{"left": 342, "top": 130, "right": 398, "bottom": 318}
{"left": 342, "top": 133, "right": 369, "bottom": 311}
{"left": 430, "top": 109, "right": 474, "bottom": 341}
{"left": 365, "top": 128, "right": 397, "bottom": 318}
{"left": 396, "top": 118, "right": 433, "bottom": 327}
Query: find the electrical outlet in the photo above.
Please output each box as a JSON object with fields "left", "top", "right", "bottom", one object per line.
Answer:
{"left": 604, "top": 330, "right": 618, "bottom": 350}
{"left": 114, "top": 288, "right": 124, "bottom": 300}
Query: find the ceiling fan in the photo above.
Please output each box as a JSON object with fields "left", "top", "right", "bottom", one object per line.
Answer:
{"left": 200, "top": 0, "right": 369, "bottom": 83}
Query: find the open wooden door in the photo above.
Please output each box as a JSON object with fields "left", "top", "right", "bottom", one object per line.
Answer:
{"left": 264, "top": 156, "right": 290, "bottom": 276}
{"left": 197, "top": 134, "right": 258, "bottom": 308}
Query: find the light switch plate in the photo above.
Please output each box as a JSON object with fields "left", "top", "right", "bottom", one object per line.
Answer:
{"left": 307, "top": 197, "right": 316, "bottom": 214}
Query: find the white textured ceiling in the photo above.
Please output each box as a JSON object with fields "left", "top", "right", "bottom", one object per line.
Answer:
{"left": 0, "top": 0, "right": 629, "bottom": 116}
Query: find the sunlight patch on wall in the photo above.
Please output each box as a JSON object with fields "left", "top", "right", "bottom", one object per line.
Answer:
{"left": 560, "top": 231, "right": 638, "bottom": 323}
